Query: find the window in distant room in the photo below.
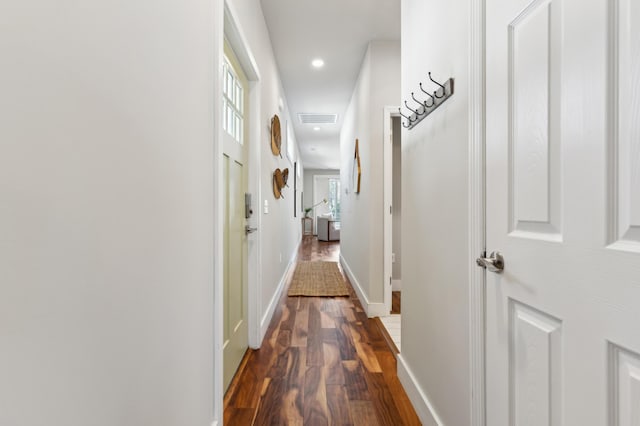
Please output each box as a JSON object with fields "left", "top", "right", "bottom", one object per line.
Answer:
{"left": 328, "top": 178, "right": 341, "bottom": 219}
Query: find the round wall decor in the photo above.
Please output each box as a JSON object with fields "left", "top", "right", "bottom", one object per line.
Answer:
{"left": 271, "top": 114, "right": 282, "bottom": 157}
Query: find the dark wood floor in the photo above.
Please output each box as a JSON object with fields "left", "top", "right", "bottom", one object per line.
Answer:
{"left": 224, "top": 236, "right": 421, "bottom": 425}
{"left": 391, "top": 291, "right": 401, "bottom": 315}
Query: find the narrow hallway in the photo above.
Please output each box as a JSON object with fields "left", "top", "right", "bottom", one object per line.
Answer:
{"left": 224, "top": 237, "right": 420, "bottom": 425}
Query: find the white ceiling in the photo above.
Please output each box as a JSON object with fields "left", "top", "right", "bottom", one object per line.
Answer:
{"left": 260, "top": 0, "right": 400, "bottom": 170}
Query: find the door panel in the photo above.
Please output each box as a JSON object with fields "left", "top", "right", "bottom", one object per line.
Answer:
{"left": 486, "top": 0, "right": 640, "bottom": 424}
{"left": 509, "top": 302, "right": 562, "bottom": 426}
{"left": 223, "top": 153, "right": 247, "bottom": 390}
{"left": 612, "top": 0, "right": 640, "bottom": 249}
{"left": 509, "top": 0, "right": 562, "bottom": 240}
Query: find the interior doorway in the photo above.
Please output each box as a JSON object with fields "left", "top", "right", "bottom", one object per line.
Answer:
{"left": 312, "top": 174, "right": 340, "bottom": 235}
{"left": 219, "top": 3, "right": 263, "bottom": 400}
{"left": 382, "top": 107, "right": 401, "bottom": 351}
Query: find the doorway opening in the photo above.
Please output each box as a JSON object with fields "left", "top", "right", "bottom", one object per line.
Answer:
{"left": 382, "top": 107, "right": 401, "bottom": 351}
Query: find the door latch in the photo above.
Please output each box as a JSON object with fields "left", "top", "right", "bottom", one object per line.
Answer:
{"left": 476, "top": 251, "right": 504, "bottom": 273}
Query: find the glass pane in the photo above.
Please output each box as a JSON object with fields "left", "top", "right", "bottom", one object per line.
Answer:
{"left": 227, "top": 104, "right": 234, "bottom": 136}
{"left": 227, "top": 71, "right": 234, "bottom": 99}
{"left": 235, "top": 83, "right": 242, "bottom": 110}
{"left": 235, "top": 114, "right": 241, "bottom": 143}
{"left": 222, "top": 99, "right": 227, "bottom": 132}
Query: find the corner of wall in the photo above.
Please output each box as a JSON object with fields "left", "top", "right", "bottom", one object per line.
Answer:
{"left": 397, "top": 354, "right": 444, "bottom": 426}
{"left": 257, "top": 239, "right": 301, "bottom": 346}
{"left": 340, "top": 254, "right": 387, "bottom": 318}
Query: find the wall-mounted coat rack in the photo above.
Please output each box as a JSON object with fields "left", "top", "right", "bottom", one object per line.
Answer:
{"left": 399, "top": 72, "right": 454, "bottom": 130}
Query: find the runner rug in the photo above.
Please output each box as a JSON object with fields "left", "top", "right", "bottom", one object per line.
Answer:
{"left": 287, "top": 261, "right": 350, "bottom": 297}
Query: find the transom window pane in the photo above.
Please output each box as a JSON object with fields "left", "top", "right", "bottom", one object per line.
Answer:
{"left": 222, "top": 57, "right": 244, "bottom": 144}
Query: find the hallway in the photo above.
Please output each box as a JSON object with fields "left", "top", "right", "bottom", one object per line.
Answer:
{"left": 224, "top": 237, "right": 420, "bottom": 425}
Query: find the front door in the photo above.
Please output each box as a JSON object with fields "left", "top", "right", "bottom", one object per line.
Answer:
{"left": 222, "top": 41, "right": 249, "bottom": 392}
{"left": 486, "top": 0, "right": 640, "bottom": 424}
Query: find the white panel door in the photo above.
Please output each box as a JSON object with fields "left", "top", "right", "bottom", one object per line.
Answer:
{"left": 486, "top": 0, "right": 640, "bottom": 424}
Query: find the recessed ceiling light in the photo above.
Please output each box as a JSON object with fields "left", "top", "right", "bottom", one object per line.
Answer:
{"left": 311, "top": 58, "right": 324, "bottom": 68}
{"left": 313, "top": 126, "right": 320, "bottom": 131}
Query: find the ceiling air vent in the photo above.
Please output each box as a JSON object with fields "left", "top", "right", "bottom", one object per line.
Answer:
{"left": 297, "top": 113, "right": 338, "bottom": 124}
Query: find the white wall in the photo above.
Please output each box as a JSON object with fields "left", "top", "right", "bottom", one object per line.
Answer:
{"left": 340, "top": 41, "right": 400, "bottom": 313}
{"left": 0, "top": 0, "right": 302, "bottom": 424}
{"left": 399, "top": 0, "right": 471, "bottom": 425}
{"left": 0, "top": 0, "right": 218, "bottom": 424}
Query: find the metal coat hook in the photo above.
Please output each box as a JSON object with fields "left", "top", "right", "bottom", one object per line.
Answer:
{"left": 404, "top": 100, "right": 421, "bottom": 116}
{"left": 401, "top": 72, "right": 454, "bottom": 130}
{"left": 419, "top": 82, "right": 436, "bottom": 107}
{"left": 398, "top": 108, "right": 413, "bottom": 128}
{"left": 429, "top": 72, "right": 446, "bottom": 98}
{"left": 411, "top": 92, "right": 427, "bottom": 113}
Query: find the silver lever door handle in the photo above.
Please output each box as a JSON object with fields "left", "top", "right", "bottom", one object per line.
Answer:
{"left": 245, "top": 225, "right": 257, "bottom": 234}
{"left": 476, "top": 251, "right": 504, "bottom": 273}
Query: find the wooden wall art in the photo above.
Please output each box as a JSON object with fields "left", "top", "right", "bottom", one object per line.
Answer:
{"left": 271, "top": 114, "right": 282, "bottom": 157}
{"left": 273, "top": 168, "right": 287, "bottom": 199}
{"left": 352, "top": 139, "right": 361, "bottom": 194}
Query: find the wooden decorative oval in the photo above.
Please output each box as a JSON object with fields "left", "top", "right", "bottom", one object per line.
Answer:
{"left": 271, "top": 114, "right": 282, "bottom": 156}
{"left": 273, "top": 168, "right": 284, "bottom": 198}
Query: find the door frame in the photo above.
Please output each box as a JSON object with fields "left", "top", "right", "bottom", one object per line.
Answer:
{"left": 214, "top": 1, "right": 263, "bottom": 421}
{"left": 468, "top": 0, "right": 486, "bottom": 424}
{"left": 223, "top": 3, "right": 263, "bottom": 351}
{"left": 383, "top": 106, "right": 400, "bottom": 315}
{"left": 312, "top": 174, "right": 339, "bottom": 234}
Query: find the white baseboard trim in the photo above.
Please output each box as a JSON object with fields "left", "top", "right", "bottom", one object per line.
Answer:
{"left": 392, "top": 279, "right": 402, "bottom": 291}
{"left": 258, "top": 241, "right": 300, "bottom": 345}
{"left": 340, "top": 254, "right": 387, "bottom": 318}
{"left": 397, "top": 354, "right": 445, "bottom": 426}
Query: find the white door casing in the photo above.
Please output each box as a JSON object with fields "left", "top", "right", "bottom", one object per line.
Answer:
{"left": 485, "top": 0, "right": 640, "bottom": 425}
{"left": 383, "top": 106, "right": 400, "bottom": 315}
{"left": 223, "top": 1, "right": 263, "bottom": 351}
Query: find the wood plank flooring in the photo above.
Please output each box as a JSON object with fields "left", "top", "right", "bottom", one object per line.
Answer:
{"left": 391, "top": 292, "right": 401, "bottom": 315}
{"left": 224, "top": 237, "right": 421, "bottom": 425}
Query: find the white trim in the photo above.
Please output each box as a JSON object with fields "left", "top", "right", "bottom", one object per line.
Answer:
{"left": 340, "top": 254, "right": 387, "bottom": 318}
{"left": 246, "top": 77, "right": 263, "bottom": 349}
{"left": 212, "top": 1, "right": 224, "bottom": 424}
{"left": 391, "top": 279, "right": 402, "bottom": 291}
{"left": 397, "top": 354, "right": 445, "bottom": 426}
{"left": 257, "top": 240, "right": 300, "bottom": 346}
{"left": 468, "top": 0, "right": 486, "bottom": 425}
{"left": 216, "top": 2, "right": 262, "bottom": 423}
{"left": 383, "top": 106, "right": 401, "bottom": 316}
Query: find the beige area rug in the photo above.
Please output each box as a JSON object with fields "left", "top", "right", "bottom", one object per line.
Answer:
{"left": 287, "top": 261, "right": 351, "bottom": 297}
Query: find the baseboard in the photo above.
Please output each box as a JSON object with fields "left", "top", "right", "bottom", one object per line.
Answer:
{"left": 340, "top": 254, "right": 387, "bottom": 318}
{"left": 397, "top": 354, "right": 445, "bottom": 426}
{"left": 392, "top": 279, "right": 402, "bottom": 291}
{"left": 258, "top": 241, "right": 299, "bottom": 344}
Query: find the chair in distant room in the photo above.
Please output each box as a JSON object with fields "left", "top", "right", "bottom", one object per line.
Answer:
{"left": 317, "top": 216, "right": 340, "bottom": 241}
